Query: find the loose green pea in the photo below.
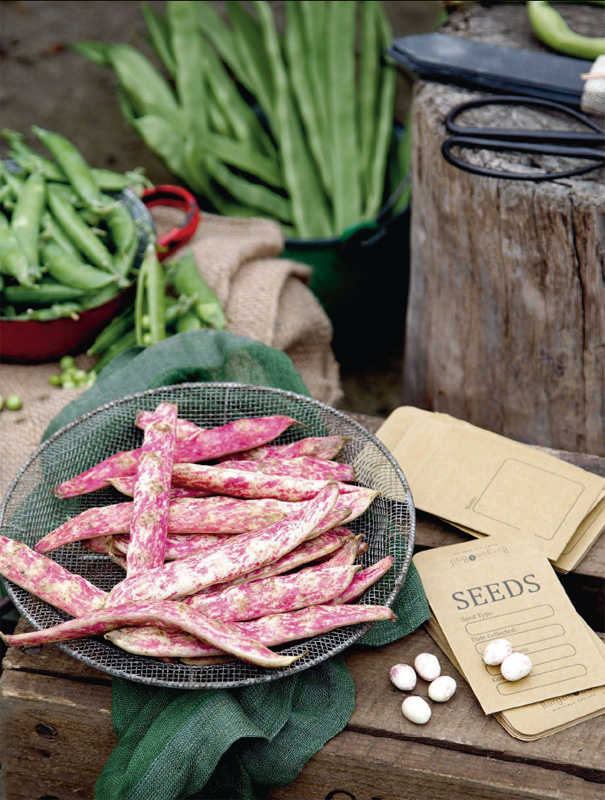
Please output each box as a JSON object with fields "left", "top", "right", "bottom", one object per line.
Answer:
{"left": 62, "top": 379, "right": 76, "bottom": 390}
{"left": 60, "top": 355, "right": 76, "bottom": 370}
{"left": 49, "top": 374, "right": 62, "bottom": 387}
{"left": 6, "top": 394, "right": 22, "bottom": 411}
{"left": 74, "top": 369, "right": 87, "bottom": 381}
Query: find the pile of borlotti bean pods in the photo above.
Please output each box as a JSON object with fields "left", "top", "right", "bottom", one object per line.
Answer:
{"left": 0, "top": 410, "right": 395, "bottom": 668}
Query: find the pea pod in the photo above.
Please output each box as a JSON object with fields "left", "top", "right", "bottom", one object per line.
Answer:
{"left": 112, "top": 234, "right": 138, "bottom": 280}
{"left": 0, "top": 210, "right": 33, "bottom": 285}
{"left": 80, "top": 282, "right": 120, "bottom": 310}
{"left": 42, "top": 243, "right": 118, "bottom": 291}
{"left": 41, "top": 212, "right": 81, "bottom": 259}
{"left": 87, "top": 309, "right": 134, "bottom": 355}
{"left": 4, "top": 279, "right": 87, "bottom": 305}
{"left": 25, "top": 302, "right": 82, "bottom": 321}
{"left": 11, "top": 171, "right": 45, "bottom": 274}
{"left": 47, "top": 184, "right": 115, "bottom": 272}
{"left": 32, "top": 126, "right": 110, "bottom": 212}
{"left": 2, "top": 129, "right": 66, "bottom": 181}
{"left": 145, "top": 243, "right": 166, "bottom": 344}
{"left": 102, "top": 194, "right": 135, "bottom": 253}
{"left": 175, "top": 310, "right": 203, "bottom": 332}
{"left": 527, "top": 1, "right": 605, "bottom": 60}
{"left": 167, "top": 251, "right": 226, "bottom": 330}
{"left": 93, "top": 328, "right": 138, "bottom": 374}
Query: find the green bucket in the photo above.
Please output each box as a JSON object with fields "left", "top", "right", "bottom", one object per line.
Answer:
{"left": 283, "top": 189, "right": 410, "bottom": 368}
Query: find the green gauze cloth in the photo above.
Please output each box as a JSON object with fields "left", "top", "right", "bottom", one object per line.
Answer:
{"left": 44, "top": 330, "right": 429, "bottom": 800}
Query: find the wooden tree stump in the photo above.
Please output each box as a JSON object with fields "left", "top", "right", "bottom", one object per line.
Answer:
{"left": 403, "top": 3, "right": 605, "bottom": 456}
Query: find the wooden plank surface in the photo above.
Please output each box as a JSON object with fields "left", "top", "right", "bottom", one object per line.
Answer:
{"left": 2, "top": 620, "right": 604, "bottom": 800}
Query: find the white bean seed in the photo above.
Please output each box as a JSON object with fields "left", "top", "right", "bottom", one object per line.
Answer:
{"left": 500, "top": 652, "right": 532, "bottom": 681}
{"left": 390, "top": 663, "right": 417, "bottom": 691}
{"left": 428, "top": 675, "right": 457, "bottom": 702}
{"left": 482, "top": 639, "right": 512, "bottom": 666}
{"left": 402, "top": 696, "right": 432, "bottom": 725}
{"left": 414, "top": 652, "right": 441, "bottom": 681}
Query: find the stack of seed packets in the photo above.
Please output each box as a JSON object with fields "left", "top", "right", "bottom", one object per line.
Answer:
{"left": 414, "top": 534, "right": 605, "bottom": 740}
{"left": 377, "top": 407, "right": 605, "bottom": 572}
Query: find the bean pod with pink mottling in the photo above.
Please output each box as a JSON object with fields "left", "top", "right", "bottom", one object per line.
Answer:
{"left": 172, "top": 463, "right": 357, "bottom": 502}
{"left": 127, "top": 403, "right": 178, "bottom": 576}
{"left": 107, "top": 603, "right": 396, "bottom": 659}
{"left": 222, "top": 436, "right": 347, "bottom": 462}
{"left": 113, "top": 532, "right": 231, "bottom": 561}
{"left": 136, "top": 414, "right": 297, "bottom": 462}
{"left": 0, "top": 601, "right": 305, "bottom": 668}
{"left": 187, "top": 564, "right": 358, "bottom": 622}
{"left": 218, "top": 456, "right": 355, "bottom": 482}
{"left": 108, "top": 476, "right": 210, "bottom": 499}
{"left": 54, "top": 416, "right": 297, "bottom": 498}
{"left": 331, "top": 557, "right": 394, "bottom": 604}
{"left": 0, "top": 535, "right": 106, "bottom": 617}
{"left": 107, "top": 482, "right": 340, "bottom": 605}
{"left": 35, "top": 497, "right": 286, "bottom": 553}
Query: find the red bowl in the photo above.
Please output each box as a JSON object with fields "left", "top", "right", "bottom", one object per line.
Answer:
{"left": 0, "top": 187, "right": 152, "bottom": 364}
{"left": 0, "top": 286, "right": 135, "bottom": 363}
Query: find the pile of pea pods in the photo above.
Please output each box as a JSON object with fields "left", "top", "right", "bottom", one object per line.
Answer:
{"left": 1, "top": 127, "right": 227, "bottom": 385}
{"left": 0, "top": 126, "right": 150, "bottom": 323}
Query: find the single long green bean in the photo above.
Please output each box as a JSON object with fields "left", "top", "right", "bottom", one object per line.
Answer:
{"left": 205, "top": 154, "right": 292, "bottom": 222}
{"left": 133, "top": 116, "right": 189, "bottom": 183}
{"left": 167, "top": 1, "right": 208, "bottom": 137}
{"left": 47, "top": 184, "right": 115, "bottom": 272}
{"left": 32, "top": 126, "right": 109, "bottom": 212}
{"left": 365, "top": 4, "right": 396, "bottom": 220}
{"left": 284, "top": 2, "right": 330, "bottom": 194}
{"left": 69, "top": 40, "right": 110, "bottom": 66}
{"left": 253, "top": 0, "right": 332, "bottom": 238}
{"left": 142, "top": 4, "right": 176, "bottom": 76}
{"left": 327, "top": 1, "right": 361, "bottom": 233}
{"left": 226, "top": 1, "right": 274, "bottom": 115}
{"left": 195, "top": 1, "right": 242, "bottom": 75}
{"left": 204, "top": 134, "right": 282, "bottom": 188}
{"left": 42, "top": 243, "right": 117, "bottom": 291}
{"left": 11, "top": 172, "right": 45, "bottom": 271}
{"left": 359, "top": 1, "right": 381, "bottom": 202}
{"left": 209, "top": 103, "right": 232, "bottom": 137}
{"left": 300, "top": 1, "right": 328, "bottom": 144}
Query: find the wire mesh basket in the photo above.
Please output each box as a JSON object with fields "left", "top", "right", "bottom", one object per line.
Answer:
{"left": 0, "top": 383, "right": 415, "bottom": 689}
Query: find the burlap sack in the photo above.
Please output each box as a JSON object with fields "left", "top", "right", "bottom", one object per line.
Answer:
{"left": 0, "top": 210, "right": 341, "bottom": 497}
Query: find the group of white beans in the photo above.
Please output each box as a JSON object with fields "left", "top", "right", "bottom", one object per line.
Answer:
{"left": 391, "top": 640, "right": 532, "bottom": 725}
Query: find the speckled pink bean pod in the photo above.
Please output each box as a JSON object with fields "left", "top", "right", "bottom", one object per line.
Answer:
{"left": 221, "top": 436, "right": 347, "bottom": 462}
{"left": 127, "top": 403, "right": 178, "bottom": 576}
{"left": 332, "top": 557, "right": 394, "bottom": 604}
{"left": 137, "top": 414, "right": 297, "bottom": 462}
{"left": 53, "top": 416, "right": 296, "bottom": 498}
{"left": 107, "top": 603, "right": 395, "bottom": 659}
{"left": 35, "top": 497, "right": 286, "bottom": 553}
{"left": 108, "top": 476, "right": 210, "bottom": 499}
{"left": 218, "top": 456, "right": 355, "bottom": 483}
{"left": 81, "top": 535, "right": 115, "bottom": 555}
{"left": 107, "top": 482, "right": 340, "bottom": 606}
{"left": 189, "top": 529, "right": 351, "bottom": 596}
{"left": 320, "top": 535, "right": 361, "bottom": 567}
{"left": 0, "top": 535, "right": 106, "bottom": 617}
{"left": 248, "top": 488, "right": 377, "bottom": 527}
{"left": 1, "top": 600, "right": 304, "bottom": 669}
{"left": 113, "top": 532, "right": 231, "bottom": 561}
{"left": 136, "top": 411, "right": 201, "bottom": 440}
{"left": 187, "top": 564, "right": 359, "bottom": 622}
{"left": 172, "top": 463, "right": 356, "bottom": 502}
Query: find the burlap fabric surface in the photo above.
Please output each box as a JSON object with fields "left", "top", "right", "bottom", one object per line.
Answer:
{"left": 0, "top": 210, "right": 341, "bottom": 498}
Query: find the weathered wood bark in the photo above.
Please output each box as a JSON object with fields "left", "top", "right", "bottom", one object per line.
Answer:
{"left": 404, "top": 4, "right": 605, "bottom": 456}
